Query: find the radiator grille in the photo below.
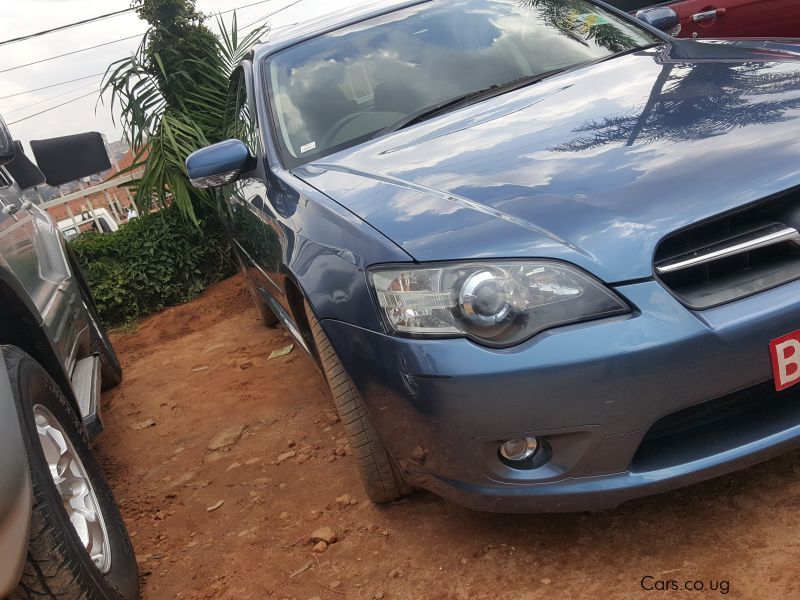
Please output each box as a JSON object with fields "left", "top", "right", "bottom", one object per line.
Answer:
{"left": 654, "top": 195, "right": 800, "bottom": 309}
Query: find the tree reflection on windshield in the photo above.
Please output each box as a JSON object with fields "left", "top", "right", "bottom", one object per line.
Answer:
{"left": 519, "top": 0, "right": 640, "bottom": 53}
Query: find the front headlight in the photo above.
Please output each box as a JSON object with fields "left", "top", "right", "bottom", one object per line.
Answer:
{"left": 368, "top": 261, "right": 630, "bottom": 347}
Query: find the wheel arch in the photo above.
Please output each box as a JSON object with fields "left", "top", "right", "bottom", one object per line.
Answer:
{"left": 0, "top": 269, "right": 81, "bottom": 417}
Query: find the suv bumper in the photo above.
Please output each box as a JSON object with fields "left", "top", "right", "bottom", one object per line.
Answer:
{"left": 322, "top": 278, "right": 800, "bottom": 512}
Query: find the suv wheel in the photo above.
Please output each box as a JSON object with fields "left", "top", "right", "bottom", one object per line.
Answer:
{"left": 5, "top": 346, "right": 139, "bottom": 600}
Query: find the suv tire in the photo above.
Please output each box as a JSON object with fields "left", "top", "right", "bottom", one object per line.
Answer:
{"left": 4, "top": 346, "right": 139, "bottom": 600}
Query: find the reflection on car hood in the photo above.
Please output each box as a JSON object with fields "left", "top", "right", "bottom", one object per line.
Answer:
{"left": 295, "top": 40, "right": 800, "bottom": 283}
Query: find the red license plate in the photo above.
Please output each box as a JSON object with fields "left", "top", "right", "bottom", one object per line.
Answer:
{"left": 770, "top": 329, "right": 800, "bottom": 392}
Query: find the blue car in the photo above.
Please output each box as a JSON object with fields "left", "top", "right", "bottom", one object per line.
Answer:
{"left": 187, "top": 0, "right": 800, "bottom": 512}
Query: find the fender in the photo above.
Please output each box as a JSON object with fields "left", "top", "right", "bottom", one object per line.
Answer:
{"left": 0, "top": 263, "right": 81, "bottom": 417}
{"left": 0, "top": 356, "right": 32, "bottom": 597}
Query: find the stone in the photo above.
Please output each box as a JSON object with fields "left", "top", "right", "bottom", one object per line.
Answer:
{"left": 277, "top": 450, "right": 297, "bottom": 463}
{"left": 207, "top": 425, "right": 245, "bottom": 451}
{"left": 310, "top": 527, "right": 337, "bottom": 544}
{"left": 411, "top": 445, "right": 428, "bottom": 462}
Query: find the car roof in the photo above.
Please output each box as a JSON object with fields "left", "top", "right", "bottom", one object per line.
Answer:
{"left": 253, "top": 0, "right": 429, "bottom": 61}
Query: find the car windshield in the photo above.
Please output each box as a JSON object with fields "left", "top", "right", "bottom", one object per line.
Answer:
{"left": 265, "top": 0, "right": 658, "bottom": 167}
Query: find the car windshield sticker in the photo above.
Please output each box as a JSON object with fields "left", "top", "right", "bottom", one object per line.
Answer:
{"left": 300, "top": 141, "right": 317, "bottom": 154}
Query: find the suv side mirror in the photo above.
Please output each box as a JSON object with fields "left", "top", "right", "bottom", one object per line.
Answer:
{"left": 186, "top": 139, "right": 252, "bottom": 189}
{"left": 636, "top": 7, "right": 681, "bottom": 36}
{"left": 6, "top": 142, "right": 46, "bottom": 190}
{"left": 0, "top": 114, "right": 16, "bottom": 166}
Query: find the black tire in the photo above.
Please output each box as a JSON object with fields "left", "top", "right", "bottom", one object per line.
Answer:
{"left": 5, "top": 346, "right": 139, "bottom": 600}
{"left": 305, "top": 303, "right": 411, "bottom": 503}
{"left": 81, "top": 287, "right": 122, "bottom": 391}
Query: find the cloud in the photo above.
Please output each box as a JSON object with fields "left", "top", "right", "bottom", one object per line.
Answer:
{"left": 0, "top": 0, "right": 359, "bottom": 151}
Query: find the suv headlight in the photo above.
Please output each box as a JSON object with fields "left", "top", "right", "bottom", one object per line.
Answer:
{"left": 368, "top": 261, "right": 630, "bottom": 347}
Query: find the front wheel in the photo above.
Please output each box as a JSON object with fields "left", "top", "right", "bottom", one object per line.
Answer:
{"left": 5, "top": 346, "right": 139, "bottom": 600}
{"left": 305, "top": 304, "right": 411, "bottom": 503}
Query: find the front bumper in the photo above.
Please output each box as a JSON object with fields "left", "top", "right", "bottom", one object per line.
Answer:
{"left": 322, "top": 278, "right": 800, "bottom": 512}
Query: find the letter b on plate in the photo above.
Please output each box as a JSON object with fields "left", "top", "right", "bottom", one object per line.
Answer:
{"left": 770, "top": 330, "right": 800, "bottom": 392}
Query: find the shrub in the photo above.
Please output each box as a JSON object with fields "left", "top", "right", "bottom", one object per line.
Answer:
{"left": 70, "top": 205, "right": 234, "bottom": 326}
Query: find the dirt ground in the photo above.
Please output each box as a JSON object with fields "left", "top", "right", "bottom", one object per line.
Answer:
{"left": 95, "top": 275, "right": 800, "bottom": 600}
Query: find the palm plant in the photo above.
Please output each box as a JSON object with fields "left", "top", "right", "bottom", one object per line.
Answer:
{"left": 102, "top": 0, "right": 268, "bottom": 221}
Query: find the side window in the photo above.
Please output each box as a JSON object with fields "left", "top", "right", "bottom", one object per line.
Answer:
{"left": 604, "top": 0, "right": 658, "bottom": 12}
{"left": 226, "top": 73, "right": 259, "bottom": 153}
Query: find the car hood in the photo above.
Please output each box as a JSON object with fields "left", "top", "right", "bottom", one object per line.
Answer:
{"left": 294, "top": 39, "right": 800, "bottom": 283}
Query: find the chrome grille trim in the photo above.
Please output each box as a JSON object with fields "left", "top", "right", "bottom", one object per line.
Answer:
{"left": 655, "top": 224, "right": 800, "bottom": 275}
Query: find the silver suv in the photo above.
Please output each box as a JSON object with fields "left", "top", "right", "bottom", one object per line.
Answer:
{"left": 0, "top": 116, "right": 139, "bottom": 599}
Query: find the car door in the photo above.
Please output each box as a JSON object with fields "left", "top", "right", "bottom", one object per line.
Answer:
{"left": 0, "top": 168, "right": 85, "bottom": 372}
{"left": 679, "top": 0, "right": 800, "bottom": 38}
{"left": 608, "top": 0, "right": 799, "bottom": 38}
{"left": 225, "top": 65, "right": 289, "bottom": 321}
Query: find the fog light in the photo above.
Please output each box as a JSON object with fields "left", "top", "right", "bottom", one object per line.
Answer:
{"left": 499, "top": 437, "right": 538, "bottom": 462}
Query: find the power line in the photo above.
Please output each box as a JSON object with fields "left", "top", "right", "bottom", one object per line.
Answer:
{"left": 241, "top": 0, "right": 304, "bottom": 30}
{"left": 3, "top": 0, "right": 302, "bottom": 122}
{"left": 0, "top": 34, "right": 144, "bottom": 75}
{"left": 4, "top": 80, "right": 102, "bottom": 114}
{"left": 0, "top": 72, "right": 105, "bottom": 100}
{"left": 7, "top": 90, "right": 100, "bottom": 125}
{"left": 0, "top": 0, "right": 292, "bottom": 75}
{"left": 215, "top": 0, "right": 283, "bottom": 17}
{"left": 0, "top": 8, "right": 135, "bottom": 47}
{"left": 0, "top": 0, "right": 281, "bottom": 49}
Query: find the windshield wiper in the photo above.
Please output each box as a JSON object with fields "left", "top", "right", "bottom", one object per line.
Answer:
{"left": 371, "top": 66, "right": 571, "bottom": 140}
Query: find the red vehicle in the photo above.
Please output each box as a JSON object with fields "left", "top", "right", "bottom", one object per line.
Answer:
{"left": 607, "top": 0, "right": 800, "bottom": 38}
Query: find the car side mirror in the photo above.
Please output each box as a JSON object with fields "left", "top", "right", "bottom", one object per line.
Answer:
{"left": 186, "top": 139, "right": 253, "bottom": 189}
{"left": 6, "top": 141, "right": 46, "bottom": 189}
{"left": 636, "top": 7, "right": 681, "bottom": 36}
{"left": 0, "top": 114, "right": 16, "bottom": 166}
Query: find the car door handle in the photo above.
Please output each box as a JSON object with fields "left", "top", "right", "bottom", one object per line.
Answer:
{"left": 693, "top": 8, "right": 726, "bottom": 22}
{"left": 21, "top": 200, "right": 33, "bottom": 210}
{"left": 1, "top": 203, "right": 18, "bottom": 215}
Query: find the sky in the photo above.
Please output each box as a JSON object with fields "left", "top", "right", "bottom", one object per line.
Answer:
{"left": 0, "top": 0, "right": 364, "bottom": 152}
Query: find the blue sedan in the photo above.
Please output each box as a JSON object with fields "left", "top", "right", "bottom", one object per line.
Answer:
{"left": 187, "top": 0, "right": 800, "bottom": 512}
